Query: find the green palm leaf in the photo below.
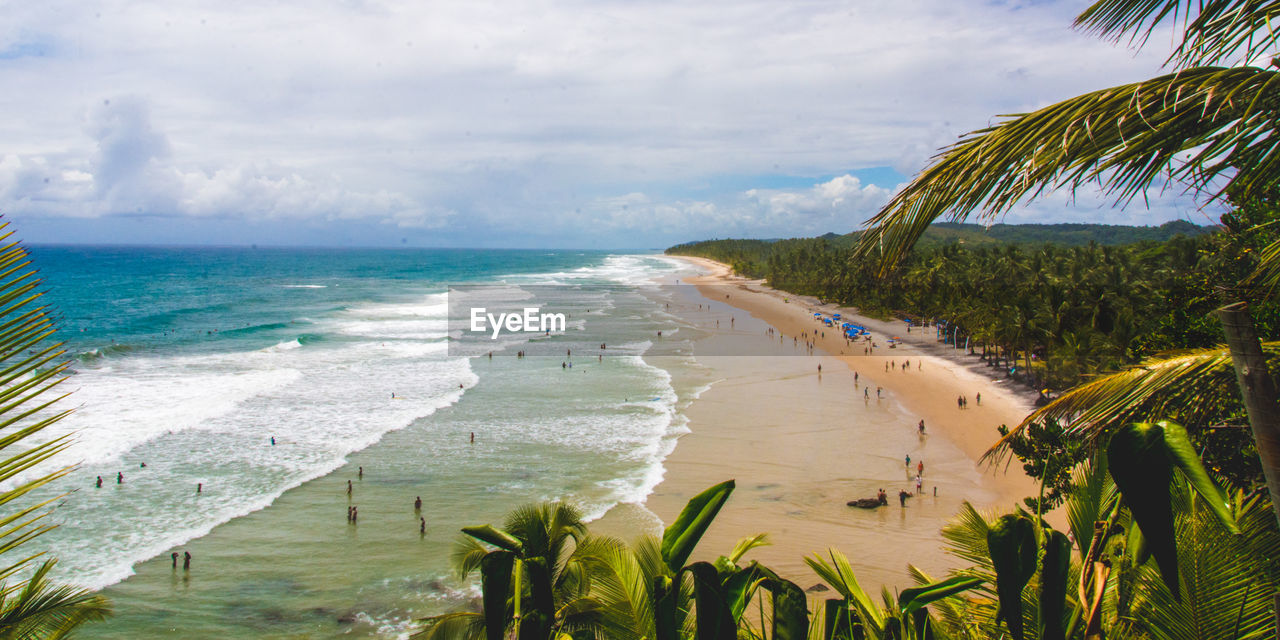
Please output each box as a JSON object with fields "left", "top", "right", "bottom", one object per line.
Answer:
{"left": 0, "top": 226, "right": 116, "bottom": 635}
{"left": 857, "top": 66, "right": 1280, "bottom": 273}
{"left": 1076, "top": 0, "right": 1280, "bottom": 68}
{"left": 986, "top": 345, "right": 1262, "bottom": 462}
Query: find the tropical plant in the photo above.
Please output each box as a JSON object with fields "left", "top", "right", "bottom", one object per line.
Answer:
{"left": 805, "top": 421, "right": 1277, "bottom": 640}
{"left": 0, "top": 224, "right": 111, "bottom": 637}
{"left": 417, "top": 480, "right": 811, "bottom": 640}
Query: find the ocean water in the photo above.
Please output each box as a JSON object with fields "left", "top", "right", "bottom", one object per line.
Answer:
{"left": 13, "top": 246, "right": 708, "bottom": 638}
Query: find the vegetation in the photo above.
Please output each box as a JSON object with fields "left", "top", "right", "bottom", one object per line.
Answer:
{"left": 419, "top": 419, "right": 1278, "bottom": 639}
{"left": 0, "top": 221, "right": 111, "bottom": 637}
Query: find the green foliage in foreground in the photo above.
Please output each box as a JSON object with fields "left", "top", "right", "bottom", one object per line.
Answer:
{"left": 418, "top": 420, "right": 1278, "bottom": 640}
{"left": 0, "top": 221, "right": 111, "bottom": 638}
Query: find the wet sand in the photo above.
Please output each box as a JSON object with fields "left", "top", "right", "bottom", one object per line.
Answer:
{"left": 635, "top": 257, "right": 1037, "bottom": 592}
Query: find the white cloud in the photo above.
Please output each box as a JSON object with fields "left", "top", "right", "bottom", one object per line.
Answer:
{"left": 0, "top": 0, "right": 1202, "bottom": 245}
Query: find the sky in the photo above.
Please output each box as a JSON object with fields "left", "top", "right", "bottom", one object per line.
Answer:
{"left": 0, "top": 0, "right": 1221, "bottom": 249}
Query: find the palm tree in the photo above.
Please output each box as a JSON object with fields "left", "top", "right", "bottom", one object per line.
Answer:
{"left": 853, "top": 0, "right": 1280, "bottom": 525}
{"left": 0, "top": 223, "right": 111, "bottom": 637}
{"left": 414, "top": 501, "right": 609, "bottom": 640}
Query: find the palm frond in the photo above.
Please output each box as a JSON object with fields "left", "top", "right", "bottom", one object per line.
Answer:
{"left": 0, "top": 228, "right": 112, "bottom": 635}
{"left": 1123, "top": 479, "right": 1280, "bottom": 639}
{"left": 726, "top": 533, "right": 771, "bottom": 565}
{"left": 1076, "top": 0, "right": 1280, "bottom": 68}
{"left": 0, "top": 559, "right": 111, "bottom": 640}
{"left": 857, "top": 66, "right": 1280, "bottom": 272}
{"left": 984, "top": 344, "right": 1260, "bottom": 463}
{"left": 412, "top": 611, "right": 487, "bottom": 640}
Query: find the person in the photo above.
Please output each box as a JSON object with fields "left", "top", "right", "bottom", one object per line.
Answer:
{"left": 918, "top": 419, "right": 925, "bottom": 431}
{"left": 470, "top": 432, "right": 475, "bottom": 444}
{"left": 358, "top": 466, "right": 363, "bottom": 479}
{"left": 876, "top": 387, "right": 882, "bottom": 398}
{"left": 171, "top": 552, "right": 178, "bottom": 568}
{"left": 957, "top": 395, "right": 963, "bottom": 409}
{"left": 95, "top": 476, "right": 102, "bottom": 488}
{"left": 351, "top": 507, "right": 358, "bottom": 524}
{"left": 414, "top": 496, "right": 422, "bottom": 511}
{"left": 976, "top": 392, "right": 981, "bottom": 406}
{"left": 918, "top": 460, "right": 924, "bottom": 475}
{"left": 898, "top": 490, "right": 909, "bottom": 507}
{"left": 140, "top": 462, "right": 146, "bottom": 468}
{"left": 877, "top": 488, "right": 887, "bottom": 505}
{"left": 182, "top": 551, "right": 191, "bottom": 570}
{"left": 905, "top": 454, "right": 911, "bottom": 467}
{"left": 347, "top": 480, "right": 352, "bottom": 496}
{"left": 117, "top": 472, "right": 123, "bottom": 484}
{"left": 915, "top": 475, "right": 923, "bottom": 492}
{"left": 863, "top": 387, "right": 869, "bottom": 399}
{"left": 854, "top": 372, "right": 859, "bottom": 384}
{"left": 420, "top": 517, "right": 426, "bottom": 535}
{"left": 347, "top": 506, "right": 353, "bottom": 522}
{"left": 817, "top": 364, "right": 821, "bottom": 373}
{"left": 391, "top": 392, "right": 395, "bottom": 398}
{"left": 197, "top": 483, "right": 202, "bottom": 493}
{"left": 270, "top": 436, "right": 275, "bottom": 446}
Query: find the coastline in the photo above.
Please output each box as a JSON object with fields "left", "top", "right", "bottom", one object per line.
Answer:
{"left": 635, "top": 256, "right": 1037, "bottom": 591}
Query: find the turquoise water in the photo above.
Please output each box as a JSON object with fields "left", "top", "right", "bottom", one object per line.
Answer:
{"left": 14, "top": 246, "right": 709, "bottom": 638}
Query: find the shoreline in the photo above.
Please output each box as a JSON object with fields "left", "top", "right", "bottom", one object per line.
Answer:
{"left": 635, "top": 256, "right": 1037, "bottom": 590}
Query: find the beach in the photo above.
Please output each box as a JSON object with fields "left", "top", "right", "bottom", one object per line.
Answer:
{"left": 633, "top": 256, "right": 1037, "bottom": 591}
{"left": 37, "top": 247, "right": 1041, "bottom": 637}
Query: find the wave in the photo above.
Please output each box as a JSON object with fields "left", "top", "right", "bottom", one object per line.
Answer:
{"left": 77, "top": 343, "right": 140, "bottom": 363}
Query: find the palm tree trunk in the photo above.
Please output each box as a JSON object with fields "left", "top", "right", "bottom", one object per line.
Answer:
{"left": 1216, "top": 302, "right": 1280, "bottom": 526}
{"left": 1215, "top": 302, "right": 1280, "bottom": 640}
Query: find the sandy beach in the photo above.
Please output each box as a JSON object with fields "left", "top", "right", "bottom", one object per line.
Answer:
{"left": 636, "top": 256, "right": 1038, "bottom": 591}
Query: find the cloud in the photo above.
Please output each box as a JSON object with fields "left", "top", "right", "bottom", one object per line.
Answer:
{"left": 0, "top": 96, "right": 445, "bottom": 227}
{"left": 0, "top": 0, "right": 1202, "bottom": 246}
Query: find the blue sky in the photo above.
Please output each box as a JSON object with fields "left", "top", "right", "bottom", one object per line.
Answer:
{"left": 0, "top": 1, "right": 1217, "bottom": 248}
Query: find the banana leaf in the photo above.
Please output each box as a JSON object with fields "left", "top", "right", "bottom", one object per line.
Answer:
{"left": 1039, "top": 530, "right": 1071, "bottom": 640}
{"left": 662, "top": 480, "right": 735, "bottom": 573}
{"left": 987, "top": 514, "right": 1037, "bottom": 640}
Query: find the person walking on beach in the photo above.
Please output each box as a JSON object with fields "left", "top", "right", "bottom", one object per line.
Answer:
{"left": 197, "top": 483, "right": 202, "bottom": 493}
{"left": 917, "top": 460, "right": 924, "bottom": 476}
{"left": 182, "top": 551, "right": 191, "bottom": 570}
{"left": 976, "top": 392, "right": 981, "bottom": 406}
{"left": 876, "top": 387, "right": 882, "bottom": 398}
{"left": 117, "top": 472, "right": 123, "bottom": 484}
{"left": 95, "top": 476, "right": 102, "bottom": 488}
{"left": 915, "top": 475, "right": 923, "bottom": 492}
{"left": 905, "top": 454, "right": 910, "bottom": 467}
{"left": 957, "top": 395, "right": 963, "bottom": 409}
{"left": 171, "top": 552, "right": 178, "bottom": 568}
{"left": 270, "top": 436, "right": 275, "bottom": 446}
{"left": 470, "top": 432, "right": 475, "bottom": 443}
{"left": 864, "top": 387, "right": 869, "bottom": 399}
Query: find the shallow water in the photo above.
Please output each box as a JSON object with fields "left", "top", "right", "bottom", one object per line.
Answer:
{"left": 15, "top": 247, "right": 704, "bottom": 638}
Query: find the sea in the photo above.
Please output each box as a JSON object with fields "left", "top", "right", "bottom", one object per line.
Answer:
{"left": 15, "top": 246, "right": 713, "bottom": 638}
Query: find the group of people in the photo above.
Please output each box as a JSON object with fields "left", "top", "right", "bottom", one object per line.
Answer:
{"left": 345, "top": 469, "right": 429, "bottom": 535}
